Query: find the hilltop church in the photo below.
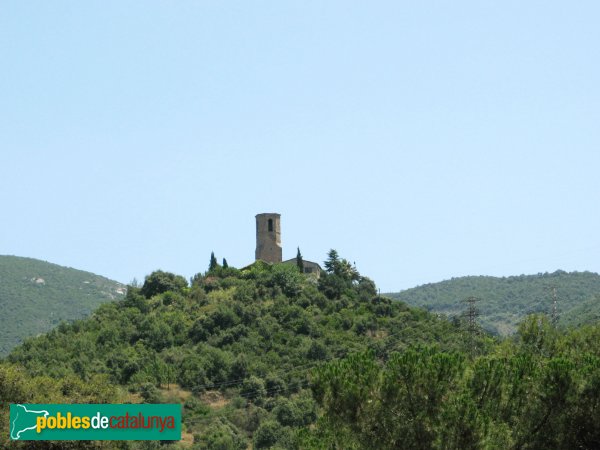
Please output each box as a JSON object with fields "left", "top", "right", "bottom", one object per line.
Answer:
{"left": 254, "top": 213, "right": 322, "bottom": 277}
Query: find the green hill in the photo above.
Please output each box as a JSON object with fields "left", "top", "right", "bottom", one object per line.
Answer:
{"left": 0, "top": 255, "right": 125, "bottom": 356}
{"left": 2, "top": 255, "right": 600, "bottom": 449}
{"left": 387, "top": 270, "right": 600, "bottom": 335}
{"left": 2, "top": 255, "right": 487, "bottom": 448}
{"left": 560, "top": 294, "right": 600, "bottom": 328}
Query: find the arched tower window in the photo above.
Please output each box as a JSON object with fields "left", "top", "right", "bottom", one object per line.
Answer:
{"left": 268, "top": 219, "right": 273, "bottom": 232}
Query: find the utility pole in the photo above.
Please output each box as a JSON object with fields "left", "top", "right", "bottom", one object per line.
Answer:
{"left": 546, "top": 285, "right": 559, "bottom": 326}
{"left": 462, "top": 296, "right": 480, "bottom": 356}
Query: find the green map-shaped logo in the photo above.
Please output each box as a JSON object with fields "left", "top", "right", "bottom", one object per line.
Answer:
{"left": 10, "top": 404, "right": 49, "bottom": 440}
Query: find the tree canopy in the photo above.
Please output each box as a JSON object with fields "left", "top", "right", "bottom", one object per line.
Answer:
{"left": 2, "top": 251, "right": 600, "bottom": 449}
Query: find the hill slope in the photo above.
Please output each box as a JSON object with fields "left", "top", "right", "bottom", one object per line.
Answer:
{"left": 387, "top": 270, "right": 600, "bottom": 335}
{"left": 0, "top": 255, "right": 125, "bottom": 355}
{"left": 560, "top": 294, "right": 600, "bottom": 328}
{"left": 3, "top": 259, "right": 487, "bottom": 448}
{"left": 4, "top": 258, "right": 600, "bottom": 449}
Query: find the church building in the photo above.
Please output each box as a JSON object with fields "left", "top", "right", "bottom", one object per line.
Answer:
{"left": 254, "top": 213, "right": 322, "bottom": 277}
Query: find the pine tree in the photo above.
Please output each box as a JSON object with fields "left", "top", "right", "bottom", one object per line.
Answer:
{"left": 324, "top": 249, "right": 340, "bottom": 274}
{"left": 222, "top": 258, "right": 228, "bottom": 269}
{"left": 209, "top": 252, "right": 218, "bottom": 272}
{"left": 296, "top": 247, "right": 304, "bottom": 273}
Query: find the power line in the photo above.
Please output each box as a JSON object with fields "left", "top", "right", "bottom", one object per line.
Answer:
{"left": 159, "top": 314, "right": 470, "bottom": 429}
{"left": 149, "top": 314, "right": 477, "bottom": 431}
{"left": 183, "top": 380, "right": 313, "bottom": 426}
{"left": 183, "top": 310, "right": 479, "bottom": 427}
{"left": 177, "top": 315, "right": 462, "bottom": 395}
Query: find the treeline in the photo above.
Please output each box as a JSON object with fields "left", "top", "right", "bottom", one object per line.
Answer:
{"left": 2, "top": 250, "right": 480, "bottom": 448}
{"left": 303, "top": 316, "right": 600, "bottom": 449}
{"left": 2, "top": 252, "right": 599, "bottom": 448}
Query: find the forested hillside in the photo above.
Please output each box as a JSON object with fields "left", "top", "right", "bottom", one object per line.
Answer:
{"left": 304, "top": 318, "right": 600, "bottom": 449}
{"left": 0, "top": 255, "right": 125, "bottom": 355}
{"left": 560, "top": 294, "right": 600, "bottom": 328}
{"left": 1, "top": 251, "right": 488, "bottom": 448}
{"left": 387, "top": 271, "right": 600, "bottom": 335}
{"left": 2, "top": 253, "right": 599, "bottom": 449}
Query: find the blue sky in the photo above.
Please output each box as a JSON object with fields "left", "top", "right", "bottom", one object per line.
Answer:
{"left": 1, "top": 1, "right": 599, "bottom": 292}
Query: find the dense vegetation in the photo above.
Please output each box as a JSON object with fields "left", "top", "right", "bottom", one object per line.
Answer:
{"left": 2, "top": 251, "right": 486, "bottom": 448}
{"left": 2, "top": 253, "right": 599, "bottom": 449}
{"left": 387, "top": 271, "right": 600, "bottom": 335}
{"left": 560, "top": 294, "right": 600, "bottom": 328}
{"left": 0, "top": 255, "right": 125, "bottom": 356}
{"left": 304, "top": 317, "right": 600, "bottom": 449}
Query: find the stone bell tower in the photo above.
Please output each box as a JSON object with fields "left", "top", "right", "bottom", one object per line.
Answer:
{"left": 255, "top": 213, "right": 282, "bottom": 263}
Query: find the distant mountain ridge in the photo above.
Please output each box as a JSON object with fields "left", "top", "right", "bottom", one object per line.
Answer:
{"left": 0, "top": 255, "right": 125, "bottom": 355}
{"left": 387, "top": 270, "right": 600, "bottom": 335}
